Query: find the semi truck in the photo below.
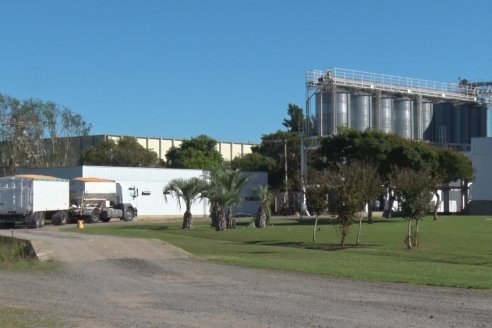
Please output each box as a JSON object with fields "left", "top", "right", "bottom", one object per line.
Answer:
{"left": 0, "top": 175, "right": 70, "bottom": 228}
{"left": 0, "top": 175, "right": 138, "bottom": 228}
{"left": 69, "top": 177, "right": 137, "bottom": 224}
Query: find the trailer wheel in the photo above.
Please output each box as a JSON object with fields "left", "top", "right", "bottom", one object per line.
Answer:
{"left": 83, "top": 208, "right": 100, "bottom": 224}
{"left": 35, "top": 212, "right": 45, "bottom": 229}
{"left": 53, "top": 211, "right": 68, "bottom": 226}
{"left": 123, "top": 207, "right": 134, "bottom": 222}
{"left": 60, "top": 211, "right": 68, "bottom": 225}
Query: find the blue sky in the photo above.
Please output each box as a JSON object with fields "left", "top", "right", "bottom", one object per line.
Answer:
{"left": 1, "top": 0, "right": 491, "bottom": 143}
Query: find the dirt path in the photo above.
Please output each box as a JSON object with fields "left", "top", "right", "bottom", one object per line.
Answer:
{"left": 0, "top": 227, "right": 491, "bottom": 328}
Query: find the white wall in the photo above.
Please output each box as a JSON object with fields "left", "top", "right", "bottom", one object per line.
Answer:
{"left": 20, "top": 166, "right": 267, "bottom": 217}
{"left": 470, "top": 137, "right": 492, "bottom": 201}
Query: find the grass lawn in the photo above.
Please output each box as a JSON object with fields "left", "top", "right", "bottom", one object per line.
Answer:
{"left": 67, "top": 215, "right": 492, "bottom": 289}
{"left": 0, "top": 307, "right": 66, "bottom": 328}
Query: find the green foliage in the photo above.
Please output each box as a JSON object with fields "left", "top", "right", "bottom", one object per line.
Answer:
{"left": 255, "top": 185, "right": 274, "bottom": 228}
{"left": 254, "top": 130, "right": 300, "bottom": 190}
{"left": 230, "top": 152, "right": 276, "bottom": 172}
{"left": 208, "top": 168, "right": 248, "bottom": 230}
{"left": 390, "top": 167, "right": 434, "bottom": 248}
{"left": 318, "top": 128, "right": 474, "bottom": 221}
{"left": 435, "top": 147, "right": 473, "bottom": 183}
{"left": 0, "top": 93, "right": 91, "bottom": 174}
{"left": 305, "top": 184, "right": 328, "bottom": 217}
{"left": 326, "top": 161, "right": 380, "bottom": 246}
{"left": 282, "top": 103, "right": 304, "bottom": 133}
{"left": 74, "top": 216, "right": 492, "bottom": 289}
{"left": 165, "top": 134, "right": 224, "bottom": 170}
{"left": 80, "top": 136, "right": 160, "bottom": 167}
{"left": 0, "top": 307, "right": 64, "bottom": 328}
{"left": 0, "top": 237, "right": 35, "bottom": 263}
{"left": 163, "top": 177, "right": 209, "bottom": 229}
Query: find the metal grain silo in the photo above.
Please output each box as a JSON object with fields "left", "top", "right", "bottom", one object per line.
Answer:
{"left": 422, "top": 102, "right": 433, "bottom": 140}
{"left": 470, "top": 105, "right": 484, "bottom": 139}
{"left": 393, "top": 100, "right": 413, "bottom": 139}
{"left": 315, "top": 92, "right": 330, "bottom": 136}
{"left": 350, "top": 95, "right": 371, "bottom": 131}
{"left": 452, "top": 105, "right": 470, "bottom": 144}
{"left": 380, "top": 98, "right": 392, "bottom": 133}
{"left": 488, "top": 105, "right": 492, "bottom": 137}
{"left": 335, "top": 93, "right": 349, "bottom": 129}
{"left": 432, "top": 103, "right": 453, "bottom": 144}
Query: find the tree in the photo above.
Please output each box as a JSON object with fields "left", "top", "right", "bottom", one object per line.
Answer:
{"left": 80, "top": 136, "right": 160, "bottom": 167}
{"left": 391, "top": 167, "right": 434, "bottom": 249}
{"left": 282, "top": 103, "right": 304, "bottom": 133}
{"left": 355, "top": 163, "right": 382, "bottom": 245}
{"left": 254, "top": 130, "right": 301, "bottom": 191}
{"left": 318, "top": 128, "right": 474, "bottom": 219}
{"left": 163, "top": 177, "right": 209, "bottom": 229}
{"left": 326, "top": 161, "right": 374, "bottom": 247}
{"left": 255, "top": 185, "right": 274, "bottom": 228}
{"left": 207, "top": 169, "right": 248, "bottom": 231}
{"left": 431, "top": 147, "right": 473, "bottom": 220}
{"left": 305, "top": 182, "right": 329, "bottom": 242}
{"left": 165, "top": 134, "right": 223, "bottom": 170}
{"left": 0, "top": 94, "right": 91, "bottom": 175}
{"left": 230, "top": 152, "right": 276, "bottom": 172}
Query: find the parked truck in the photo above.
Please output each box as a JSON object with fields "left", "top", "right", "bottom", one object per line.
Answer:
{"left": 0, "top": 175, "right": 70, "bottom": 228}
{"left": 69, "top": 177, "right": 137, "bottom": 224}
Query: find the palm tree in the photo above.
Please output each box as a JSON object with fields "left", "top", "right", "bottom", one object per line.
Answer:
{"left": 255, "top": 185, "right": 273, "bottom": 228}
{"left": 208, "top": 169, "right": 248, "bottom": 231}
{"left": 163, "top": 177, "right": 209, "bottom": 229}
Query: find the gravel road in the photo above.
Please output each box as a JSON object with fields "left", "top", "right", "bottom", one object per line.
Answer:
{"left": 0, "top": 226, "right": 490, "bottom": 328}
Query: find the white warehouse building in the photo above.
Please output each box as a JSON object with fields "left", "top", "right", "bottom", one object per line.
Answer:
{"left": 20, "top": 166, "right": 267, "bottom": 219}
{"left": 469, "top": 137, "right": 492, "bottom": 214}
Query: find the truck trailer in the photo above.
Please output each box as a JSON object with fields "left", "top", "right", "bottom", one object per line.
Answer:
{"left": 69, "top": 177, "right": 137, "bottom": 224}
{"left": 0, "top": 175, "right": 70, "bottom": 228}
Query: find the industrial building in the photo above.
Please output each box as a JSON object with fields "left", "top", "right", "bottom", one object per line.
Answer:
{"left": 303, "top": 68, "right": 492, "bottom": 214}
{"left": 64, "top": 134, "right": 256, "bottom": 166}
{"left": 305, "top": 68, "right": 492, "bottom": 150}
{"left": 20, "top": 166, "right": 267, "bottom": 218}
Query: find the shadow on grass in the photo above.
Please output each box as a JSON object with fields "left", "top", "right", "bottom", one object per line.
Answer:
{"left": 244, "top": 240, "right": 379, "bottom": 251}
{"left": 115, "top": 224, "right": 171, "bottom": 231}
{"left": 275, "top": 217, "right": 404, "bottom": 227}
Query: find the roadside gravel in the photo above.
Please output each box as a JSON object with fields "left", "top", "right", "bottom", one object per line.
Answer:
{"left": 0, "top": 226, "right": 490, "bottom": 328}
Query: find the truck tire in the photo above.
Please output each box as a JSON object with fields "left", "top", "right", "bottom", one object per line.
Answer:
{"left": 100, "top": 216, "right": 111, "bottom": 223}
{"left": 83, "top": 208, "right": 100, "bottom": 224}
{"left": 34, "top": 212, "right": 45, "bottom": 229}
{"left": 123, "top": 207, "right": 134, "bottom": 222}
{"left": 52, "top": 211, "right": 68, "bottom": 226}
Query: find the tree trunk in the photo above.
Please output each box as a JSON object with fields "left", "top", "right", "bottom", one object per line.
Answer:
{"left": 356, "top": 211, "right": 363, "bottom": 246}
{"left": 367, "top": 205, "right": 373, "bottom": 224}
{"left": 210, "top": 202, "right": 219, "bottom": 228}
{"left": 433, "top": 191, "right": 441, "bottom": 221}
{"left": 255, "top": 206, "right": 267, "bottom": 228}
{"left": 413, "top": 218, "right": 420, "bottom": 247}
{"left": 383, "top": 192, "right": 395, "bottom": 219}
{"left": 216, "top": 209, "right": 227, "bottom": 231}
{"left": 339, "top": 221, "right": 349, "bottom": 247}
{"left": 406, "top": 219, "right": 413, "bottom": 249}
{"left": 226, "top": 208, "right": 236, "bottom": 229}
{"left": 312, "top": 214, "right": 319, "bottom": 242}
{"left": 182, "top": 210, "right": 193, "bottom": 229}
